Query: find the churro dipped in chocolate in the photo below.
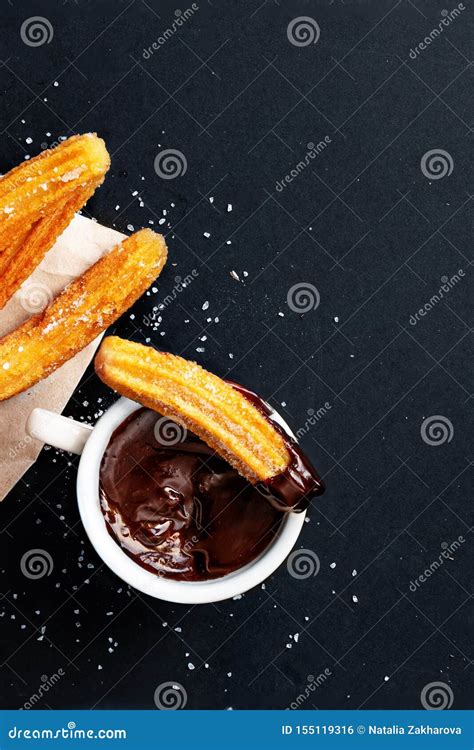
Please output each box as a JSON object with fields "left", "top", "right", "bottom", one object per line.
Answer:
{"left": 95, "top": 337, "right": 324, "bottom": 510}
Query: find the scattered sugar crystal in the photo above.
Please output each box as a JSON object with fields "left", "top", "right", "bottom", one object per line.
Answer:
{"left": 202, "top": 301, "right": 209, "bottom": 310}
{"left": 227, "top": 203, "right": 232, "bottom": 212}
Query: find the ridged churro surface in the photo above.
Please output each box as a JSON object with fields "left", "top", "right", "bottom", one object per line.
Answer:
{"left": 95, "top": 337, "right": 291, "bottom": 483}
{"left": 0, "top": 134, "right": 110, "bottom": 308}
{"left": 0, "top": 230, "right": 167, "bottom": 401}
{"left": 0, "top": 133, "right": 109, "bottom": 239}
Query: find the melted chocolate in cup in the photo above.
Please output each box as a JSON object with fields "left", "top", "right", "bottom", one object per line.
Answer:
{"left": 99, "top": 386, "right": 324, "bottom": 582}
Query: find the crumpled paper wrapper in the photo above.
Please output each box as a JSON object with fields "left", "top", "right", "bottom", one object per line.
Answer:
{"left": 0, "top": 214, "right": 125, "bottom": 501}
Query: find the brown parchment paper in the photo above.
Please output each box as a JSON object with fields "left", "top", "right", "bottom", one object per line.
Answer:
{"left": 0, "top": 214, "right": 125, "bottom": 501}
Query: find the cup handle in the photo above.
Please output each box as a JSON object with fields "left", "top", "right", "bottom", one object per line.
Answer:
{"left": 26, "top": 408, "right": 93, "bottom": 455}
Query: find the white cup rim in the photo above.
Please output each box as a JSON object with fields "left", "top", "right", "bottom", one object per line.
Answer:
{"left": 74, "top": 397, "right": 305, "bottom": 604}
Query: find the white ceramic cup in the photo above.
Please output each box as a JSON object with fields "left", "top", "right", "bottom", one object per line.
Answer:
{"left": 26, "top": 398, "right": 306, "bottom": 604}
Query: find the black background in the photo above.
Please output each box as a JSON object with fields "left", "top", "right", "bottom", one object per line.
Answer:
{"left": 0, "top": 0, "right": 472, "bottom": 711}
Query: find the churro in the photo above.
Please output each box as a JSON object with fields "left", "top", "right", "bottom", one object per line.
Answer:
{"left": 95, "top": 337, "right": 291, "bottom": 483}
{"left": 0, "top": 230, "right": 167, "bottom": 401}
{"left": 0, "top": 134, "right": 110, "bottom": 308}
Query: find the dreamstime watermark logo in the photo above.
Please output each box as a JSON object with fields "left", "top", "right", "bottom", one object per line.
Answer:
{"left": 409, "top": 536, "right": 465, "bottom": 592}
{"left": 420, "top": 415, "right": 454, "bottom": 446}
{"left": 420, "top": 681, "right": 454, "bottom": 710}
{"left": 409, "top": 270, "right": 465, "bottom": 326}
{"left": 296, "top": 403, "right": 332, "bottom": 439}
{"left": 409, "top": 4, "right": 465, "bottom": 60}
{"left": 9, "top": 435, "right": 33, "bottom": 460}
{"left": 21, "top": 669, "right": 65, "bottom": 710}
{"left": 20, "top": 17, "right": 54, "bottom": 47}
{"left": 144, "top": 271, "right": 199, "bottom": 327}
{"left": 154, "top": 149, "right": 187, "bottom": 180}
{"left": 154, "top": 682, "right": 188, "bottom": 710}
{"left": 420, "top": 149, "right": 454, "bottom": 180}
{"left": 143, "top": 5, "right": 199, "bottom": 58}
{"left": 275, "top": 137, "right": 332, "bottom": 192}
{"left": 40, "top": 137, "right": 65, "bottom": 151}
{"left": 20, "top": 549, "right": 54, "bottom": 580}
{"left": 287, "top": 17, "right": 320, "bottom": 47}
{"left": 287, "top": 549, "right": 320, "bottom": 579}
{"left": 17, "top": 282, "right": 53, "bottom": 314}
{"left": 8, "top": 725, "right": 126, "bottom": 740}
{"left": 287, "top": 283, "right": 320, "bottom": 313}
{"left": 287, "top": 670, "right": 332, "bottom": 709}
{"left": 154, "top": 417, "right": 187, "bottom": 447}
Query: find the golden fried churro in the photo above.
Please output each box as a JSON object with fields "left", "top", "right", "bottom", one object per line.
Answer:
{"left": 0, "top": 182, "right": 104, "bottom": 310}
{"left": 0, "top": 230, "right": 167, "bottom": 401}
{"left": 0, "top": 133, "right": 110, "bottom": 250}
{"left": 95, "top": 337, "right": 291, "bottom": 483}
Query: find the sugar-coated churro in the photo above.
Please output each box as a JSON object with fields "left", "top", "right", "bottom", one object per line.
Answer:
{"left": 0, "top": 134, "right": 110, "bottom": 308}
{"left": 94, "top": 337, "right": 291, "bottom": 483}
{"left": 0, "top": 230, "right": 167, "bottom": 401}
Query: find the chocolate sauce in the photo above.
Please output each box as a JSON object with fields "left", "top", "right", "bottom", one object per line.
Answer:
{"left": 231, "top": 383, "right": 325, "bottom": 512}
{"left": 99, "top": 386, "right": 324, "bottom": 581}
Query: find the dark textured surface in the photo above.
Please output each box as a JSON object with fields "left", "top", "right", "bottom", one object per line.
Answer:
{"left": 0, "top": 0, "right": 472, "bottom": 711}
